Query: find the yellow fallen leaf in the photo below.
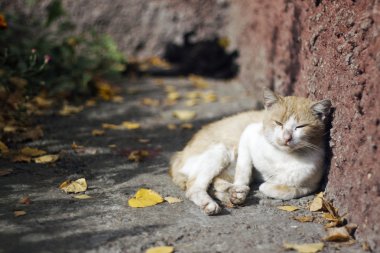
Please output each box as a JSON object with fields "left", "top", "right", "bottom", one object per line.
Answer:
{"left": 138, "top": 139, "right": 150, "bottom": 143}
{"left": 59, "top": 178, "right": 87, "bottom": 193}
{"left": 34, "top": 154, "right": 59, "bottom": 164}
{"left": 128, "top": 150, "right": 149, "bottom": 162}
{"left": 73, "top": 194, "right": 92, "bottom": 199}
{"left": 34, "top": 96, "right": 53, "bottom": 109}
{"left": 277, "top": 205, "right": 299, "bottom": 212}
{"left": 0, "top": 141, "right": 9, "bottom": 154}
{"left": 186, "top": 91, "right": 201, "bottom": 99}
{"left": 59, "top": 104, "right": 83, "bottom": 116}
{"left": 14, "top": 210, "right": 27, "bottom": 217}
{"left": 164, "top": 85, "right": 176, "bottom": 93}
{"left": 21, "top": 147, "right": 46, "bottom": 157}
{"left": 128, "top": 188, "right": 164, "bottom": 208}
{"left": 122, "top": 121, "right": 140, "bottom": 130}
{"left": 293, "top": 216, "right": 314, "bottom": 222}
{"left": 184, "top": 99, "right": 198, "bottom": 107}
{"left": 283, "top": 242, "right": 324, "bottom": 253}
{"left": 322, "top": 213, "right": 337, "bottom": 221}
{"left": 12, "top": 155, "right": 32, "bottom": 163}
{"left": 173, "top": 110, "right": 196, "bottom": 121}
{"left": 310, "top": 192, "right": 324, "bottom": 212}
{"left": 167, "top": 124, "right": 177, "bottom": 130}
{"left": 146, "top": 246, "right": 174, "bottom": 253}
{"left": 149, "top": 56, "right": 171, "bottom": 69}
{"left": 96, "top": 81, "right": 114, "bottom": 101}
{"left": 92, "top": 129, "right": 105, "bottom": 136}
{"left": 3, "top": 125, "right": 17, "bottom": 133}
{"left": 322, "top": 198, "right": 339, "bottom": 218}
{"left": 202, "top": 92, "right": 217, "bottom": 103}
{"left": 141, "top": 98, "right": 160, "bottom": 107}
{"left": 323, "top": 227, "right": 350, "bottom": 242}
{"left": 180, "top": 123, "right": 193, "bottom": 129}
{"left": 102, "top": 123, "right": 121, "bottom": 130}
{"left": 218, "top": 37, "right": 230, "bottom": 49}
{"left": 85, "top": 99, "right": 97, "bottom": 107}
{"left": 0, "top": 168, "right": 13, "bottom": 176}
{"left": 189, "top": 75, "right": 209, "bottom": 89}
{"left": 167, "top": 91, "right": 181, "bottom": 101}
{"left": 164, "top": 196, "right": 182, "bottom": 204}
{"left": 112, "top": 96, "right": 124, "bottom": 103}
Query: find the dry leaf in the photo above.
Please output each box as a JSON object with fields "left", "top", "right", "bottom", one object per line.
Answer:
{"left": 293, "top": 216, "right": 314, "bottom": 222}
{"left": 202, "top": 92, "right": 217, "bottom": 103}
{"left": 0, "top": 141, "right": 9, "bottom": 154}
{"left": 19, "top": 196, "right": 31, "bottom": 205}
{"left": 322, "top": 198, "right": 339, "bottom": 218}
{"left": 21, "top": 147, "right": 46, "bottom": 157}
{"left": 85, "top": 99, "right": 97, "bottom": 107}
{"left": 167, "top": 91, "right": 181, "bottom": 101}
{"left": 184, "top": 99, "right": 198, "bottom": 107}
{"left": 180, "top": 123, "right": 193, "bottom": 129}
{"left": 34, "top": 96, "right": 53, "bottom": 109}
{"left": 173, "top": 110, "right": 196, "bottom": 121}
{"left": 322, "top": 213, "right": 337, "bottom": 221}
{"left": 218, "top": 37, "right": 230, "bottom": 49}
{"left": 73, "top": 194, "right": 92, "bottom": 199}
{"left": 283, "top": 242, "right": 324, "bottom": 253}
{"left": 128, "top": 150, "right": 149, "bottom": 162}
{"left": 34, "top": 154, "right": 59, "bottom": 164}
{"left": 128, "top": 188, "right": 164, "bottom": 208}
{"left": 138, "top": 139, "right": 150, "bottom": 144}
{"left": 345, "top": 223, "right": 358, "bottom": 236}
{"left": 59, "top": 104, "right": 83, "bottom": 116}
{"left": 362, "top": 241, "right": 371, "bottom": 251}
{"left": 102, "top": 123, "right": 121, "bottom": 130}
{"left": 14, "top": 210, "right": 27, "bottom": 217}
{"left": 122, "top": 121, "right": 140, "bottom": 130}
{"left": 189, "top": 75, "right": 209, "bottom": 89}
{"left": 108, "top": 144, "right": 117, "bottom": 148}
{"left": 148, "top": 56, "right": 171, "bottom": 69}
{"left": 96, "top": 81, "right": 114, "bottom": 101}
{"left": 186, "top": 91, "right": 200, "bottom": 99}
{"left": 310, "top": 192, "right": 324, "bottom": 212}
{"left": 12, "top": 155, "right": 32, "bottom": 163}
{"left": 71, "top": 142, "right": 84, "bottom": 150}
{"left": 92, "top": 129, "right": 105, "bottom": 136}
{"left": 59, "top": 178, "right": 87, "bottom": 193}
{"left": 167, "top": 124, "right": 177, "bottom": 130}
{"left": 145, "top": 246, "right": 174, "bottom": 253}
{"left": 141, "top": 98, "right": 160, "bottom": 107}
{"left": 112, "top": 96, "right": 124, "bottom": 103}
{"left": 323, "top": 227, "right": 350, "bottom": 242}
{"left": 164, "top": 196, "right": 182, "bottom": 204}
{"left": 0, "top": 168, "right": 13, "bottom": 176}
{"left": 3, "top": 125, "right": 17, "bottom": 133}
{"left": 277, "top": 205, "right": 299, "bottom": 212}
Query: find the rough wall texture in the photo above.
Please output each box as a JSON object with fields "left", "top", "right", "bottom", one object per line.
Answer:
{"left": 2, "top": 0, "right": 379, "bottom": 250}
{"left": 234, "top": 0, "right": 380, "bottom": 249}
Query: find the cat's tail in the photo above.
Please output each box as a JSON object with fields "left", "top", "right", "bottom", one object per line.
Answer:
{"left": 169, "top": 151, "right": 187, "bottom": 190}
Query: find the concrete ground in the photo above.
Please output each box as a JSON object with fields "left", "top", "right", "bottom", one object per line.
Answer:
{"left": 0, "top": 78, "right": 364, "bottom": 253}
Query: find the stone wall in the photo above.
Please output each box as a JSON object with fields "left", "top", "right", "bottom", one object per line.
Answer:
{"left": 233, "top": 0, "right": 380, "bottom": 249}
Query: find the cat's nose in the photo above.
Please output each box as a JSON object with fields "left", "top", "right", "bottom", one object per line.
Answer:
{"left": 283, "top": 132, "right": 292, "bottom": 145}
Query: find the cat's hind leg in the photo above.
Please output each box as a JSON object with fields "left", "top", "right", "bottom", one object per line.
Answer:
{"left": 212, "top": 177, "right": 233, "bottom": 206}
{"left": 184, "top": 144, "right": 233, "bottom": 215}
{"left": 259, "top": 182, "right": 316, "bottom": 200}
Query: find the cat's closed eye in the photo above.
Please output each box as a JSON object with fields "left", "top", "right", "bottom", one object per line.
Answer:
{"left": 274, "top": 120, "right": 283, "bottom": 126}
{"left": 295, "top": 124, "right": 309, "bottom": 129}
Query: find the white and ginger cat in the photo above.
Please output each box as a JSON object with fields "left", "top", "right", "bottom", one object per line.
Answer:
{"left": 169, "top": 89, "right": 331, "bottom": 215}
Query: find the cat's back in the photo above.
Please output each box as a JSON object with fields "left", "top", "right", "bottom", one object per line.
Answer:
{"left": 183, "top": 110, "right": 265, "bottom": 156}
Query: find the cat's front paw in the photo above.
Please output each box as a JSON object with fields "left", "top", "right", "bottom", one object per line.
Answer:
{"left": 229, "top": 185, "right": 250, "bottom": 205}
{"left": 201, "top": 201, "right": 222, "bottom": 215}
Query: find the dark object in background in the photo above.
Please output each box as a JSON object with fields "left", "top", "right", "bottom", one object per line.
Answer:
{"left": 163, "top": 32, "right": 239, "bottom": 79}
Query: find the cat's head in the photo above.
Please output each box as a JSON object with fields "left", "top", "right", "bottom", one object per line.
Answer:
{"left": 262, "top": 89, "right": 331, "bottom": 153}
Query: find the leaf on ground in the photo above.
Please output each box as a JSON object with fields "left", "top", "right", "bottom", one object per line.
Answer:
{"left": 322, "top": 198, "right": 339, "bottom": 218}
{"left": 3, "top": 125, "right": 17, "bottom": 133}
{"left": 85, "top": 99, "right": 97, "bottom": 107}
{"left": 59, "top": 178, "right": 87, "bottom": 193}
{"left": 293, "top": 216, "right": 314, "bottom": 222}
{"left": 19, "top": 196, "right": 31, "bottom": 205}
{"left": 102, "top": 123, "right": 121, "bottom": 130}
{"left": 283, "top": 242, "right": 324, "bottom": 253}
{"left": 148, "top": 56, "right": 171, "bottom": 69}
{"left": 138, "top": 139, "right": 150, "bottom": 144}
{"left": 0, "top": 141, "right": 9, "bottom": 154}
{"left": 71, "top": 142, "right": 84, "bottom": 150}
{"left": 21, "top": 147, "right": 47, "bottom": 157}
{"left": 167, "top": 91, "right": 181, "bottom": 101}
{"left": 34, "top": 154, "right": 59, "bottom": 164}
{"left": 73, "top": 194, "right": 92, "bottom": 199}
{"left": 128, "top": 150, "right": 149, "bottom": 162}
{"left": 34, "top": 96, "right": 53, "bottom": 109}
{"left": 14, "top": 210, "right": 27, "bottom": 217}
{"left": 173, "top": 110, "right": 196, "bottom": 121}
{"left": 0, "top": 168, "right": 13, "bottom": 176}
{"left": 92, "top": 129, "right": 105, "bottom": 136}
{"left": 180, "top": 123, "right": 193, "bottom": 129}
{"left": 128, "top": 188, "right": 164, "bottom": 208}
{"left": 310, "top": 192, "right": 324, "bottom": 212}
{"left": 141, "top": 98, "right": 160, "bottom": 107}
{"left": 12, "top": 155, "right": 32, "bottom": 163}
{"left": 185, "top": 91, "right": 201, "bottom": 99}
{"left": 201, "top": 92, "right": 217, "bottom": 103}
{"left": 59, "top": 104, "right": 83, "bottom": 116}
{"left": 277, "top": 205, "right": 299, "bottom": 212}
{"left": 323, "top": 227, "right": 351, "bottom": 242}
{"left": 96, "top": 80, "right": 115, "bottom": 101}
{"left": 167, "top": 124, "right": 177, "bottom": 130}
{"left": 189, "top": 74, "right": 209, "bottom": 89}
{"left": 145, "top": 246, "right": 174, "bottom": 253}
{"left": 164, "top": 196, "right": 182, "bottom": 204}
{"left": 122, "top": 121, "right": 140, "bottom": 130}
{"left": 111, "top": 96, "right": 124, "bottom": 103}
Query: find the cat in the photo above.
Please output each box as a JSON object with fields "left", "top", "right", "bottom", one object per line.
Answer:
{"left": 169, "top": 89, "right": 331, "bottom": 215}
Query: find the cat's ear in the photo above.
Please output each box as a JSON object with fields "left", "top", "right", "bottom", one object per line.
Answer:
{"left": 263, "top": 88, "right": 280, "bottom": 109}
{"left": 311, "top": 99, "right": 332, "bottom": 120}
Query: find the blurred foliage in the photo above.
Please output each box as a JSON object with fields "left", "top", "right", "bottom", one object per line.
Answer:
{"left": 0, "top": 0, "right": 125, "bottom": 99}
